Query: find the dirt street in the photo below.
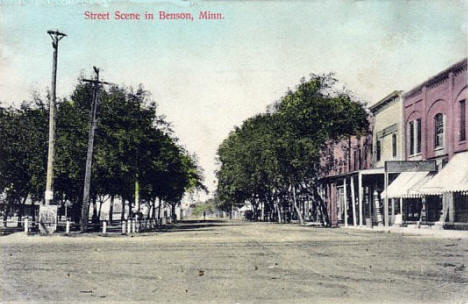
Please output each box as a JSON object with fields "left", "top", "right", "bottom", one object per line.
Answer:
{"left": 1, "top": 220, "right": 468, "bottom": 304}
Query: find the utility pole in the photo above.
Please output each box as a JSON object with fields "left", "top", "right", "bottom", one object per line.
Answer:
{"left": 45, "top": 29, "right": 66, "bottom": 206}
{"left": 80, "top": 67, "right": 113, "bottom": 232}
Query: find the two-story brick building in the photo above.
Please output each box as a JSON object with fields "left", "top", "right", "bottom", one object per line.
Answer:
{"left": 318, "top": 130, "right": 373, "bottom": 227}
{"left": 403, "top": 58, "right": 468, "bottom": 228}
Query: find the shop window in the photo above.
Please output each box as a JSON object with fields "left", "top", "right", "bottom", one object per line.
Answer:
{"left": 434, "top": 113, "right": 444, "bottom": 148}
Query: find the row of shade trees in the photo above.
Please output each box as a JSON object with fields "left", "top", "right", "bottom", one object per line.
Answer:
{"left": 215, "top": 74, "right": 369, "bottom": 225}
{"left": 0, "top": 79, "right": 206, "bottom": 229}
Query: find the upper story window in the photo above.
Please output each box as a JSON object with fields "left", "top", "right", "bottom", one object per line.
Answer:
{"left": 408, "top": 119, "right": 422, "bottom": 155}
{"left": 434, "top": 113, "right": 444, "bottom": 148}
{"left": 376, "top": 140, "right": 381, "bottom": 162}
{"left": 358, "top": 148, "right": 361, "bottom": 170}
{"left": 409, "top": 121, "right": 414, "bottom": 155}
{"left": 416, "top": 119, "right": 421, "bottom": 153}
{"left": 392, "top": 134, "right": 397, "bottom": 157}
{"left": 353, "top": 150, "right": 358, "bottom": 171}
{"left": 460, "top": 100, "right": 466, "bottom": 141}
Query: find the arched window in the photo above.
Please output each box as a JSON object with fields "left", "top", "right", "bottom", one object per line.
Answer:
{"left": 460, "top": 100, "right": 466, "bottom": 141}
{"left": 434, "top": 113, "right": 444, "bottom": 148}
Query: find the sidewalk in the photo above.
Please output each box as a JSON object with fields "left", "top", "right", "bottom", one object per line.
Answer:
{"left": 341, "top": 224, "right": 468, "bottom": 239}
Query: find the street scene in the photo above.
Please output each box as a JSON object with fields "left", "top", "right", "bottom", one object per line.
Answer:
{"left": 1, "top": 0, "right": 468, "bottom": 303}
{"left": 1, "top": 220, "right": 468, "bottom": 304}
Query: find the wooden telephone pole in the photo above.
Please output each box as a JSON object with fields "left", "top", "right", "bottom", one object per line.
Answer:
{"left": 44, "top": 30, "right": 66, "bottom": 206}
{"left": 80, "top": 67, "right": 113, "bottom": 232}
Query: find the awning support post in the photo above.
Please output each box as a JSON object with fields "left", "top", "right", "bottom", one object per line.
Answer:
{"left": 384, "top": 172, "right": 389, "bottom": 227}
{"left": 399, "top": 198, "right": 403, "bottom": 222}
{"left": 358, "top": 173, "right": 363, "bottom": 226}
{"left": 344, "top": 178, "right": 348, "bottom": 227}
{"left": 391, "top": 198, "right": 395, "bottom": 225}
{"left": 350, "top": 175, "right": 357, "bottom": 226}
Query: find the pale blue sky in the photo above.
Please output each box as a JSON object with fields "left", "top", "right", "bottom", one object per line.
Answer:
{"left": 0, "top": 0, "right": 467, "bottom": 194}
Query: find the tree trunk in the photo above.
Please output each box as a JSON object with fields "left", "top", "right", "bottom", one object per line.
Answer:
{"left": 152, "top": 200, "right": 156, "bottom": 219}
{"left": 97, "top": 199, "right": 103, "bottom": 221}
{"left": 313, "top": 186, "right": 330, "bottom": 227}
{"left": 18, "top": 196, "right": 28, "bottom": 228}
{"left": 135, "top": 179, "right": 140, "bottom": 213}
{"left": 109, "top": 195, "right": 114, "bottom": 223}
{"left": 3, "top": 206, "right": 8, "bottom": 228}
{"left": 157, "top": 198, "right": 162, "bottom": 224}
{"left": 291, "top": 185, "right": 304, "bottom": 225}
{"left": 276, "top": 198, "right": 282, "bottom": 223}
{"left": 31, "top": 201, "right": 36, "bottom": 223}
{"left": 128, "top": 198, "right": 133, "bottom": 220}
{"left": 171, "top": 204, "right": 176, "bottom": 223}
{"left": 260, "top": 202, "right": 265, "bottom": 221}
{"left": 121, "top": 199, "right": 126, "bottom": 221}
{"left": 92, "top": 196, "right": 98, "bottom": 223}
{"left": 73, "top": 197, "right": 81, "bottom": 224}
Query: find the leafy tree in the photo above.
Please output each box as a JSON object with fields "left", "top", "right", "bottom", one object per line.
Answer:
{"left": 0, "top": 80, "right": 206, "bottom": 232}
{"left": 216, "top": 74, "right": 368, "bottom": 226}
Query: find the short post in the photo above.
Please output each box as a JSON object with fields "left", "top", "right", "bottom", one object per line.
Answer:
{"left": 102, "top": 221, "right": 107, "bottom": 235}
{"left": 24, "top": 218, "right": 29, "bottom": 234}
{"left": 374, "top": 190, "right": 383, "bottom": 227}
{"left": 121, "top": 220, "right": 126, "bottom": 234}
{"left": 132, "top": 220, "right": 136, "bottom": 233}
{"left": 127, "top": 220, "right": 131, "bottom": 234}
{"left": 65, "top": 220, "right": 70, "bottom": 235}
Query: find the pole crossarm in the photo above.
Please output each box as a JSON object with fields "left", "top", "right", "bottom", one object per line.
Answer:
{"left": 47, "top": 30, "right": 67, "bottom": 47}
{"left": 82, "top": 67, "right": 115, "bottom": 87}
{"left": 82, "top": 79, "right": 115, "bottom": 86}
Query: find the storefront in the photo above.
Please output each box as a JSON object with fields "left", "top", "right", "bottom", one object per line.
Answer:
{"left": 420, "top": 151, "right": 468, "bottom": 228}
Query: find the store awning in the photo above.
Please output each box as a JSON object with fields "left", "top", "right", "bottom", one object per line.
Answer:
{"left": 420, "top": 151, "right": 468, "bottom": 195}
{"left": 381, "top": 171, "right": 434, "bottom": 199}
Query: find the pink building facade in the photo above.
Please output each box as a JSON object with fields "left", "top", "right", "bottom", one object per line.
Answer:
{"left": 403, "top": 59, "right": 468, "bottom": 226}
{"left": 404, "top": 59, "right": 467, "bottom": 164}
{"left": 319, "top": 59, "right": 468, "bottom": 229}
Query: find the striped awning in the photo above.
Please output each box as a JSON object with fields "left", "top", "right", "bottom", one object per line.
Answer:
{"left": 419, "top": 151, "right": 468, "bottom": 195}
{"left": 381, "top": 171, "right": 434, "bottom": 199}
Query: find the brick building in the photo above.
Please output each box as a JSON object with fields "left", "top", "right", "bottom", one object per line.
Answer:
{"left": 403, "top": 58, "right": 468, "bottom": 228}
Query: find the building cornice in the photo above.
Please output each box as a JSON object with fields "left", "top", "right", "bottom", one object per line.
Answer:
{"left": 404, "top": 58, "right": 467, "bottom": 100}
{"left": 370, "top": 90, "right": 403, "bottom": 114}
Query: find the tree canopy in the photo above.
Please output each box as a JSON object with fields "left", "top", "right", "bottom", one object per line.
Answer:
{"left": 0, "top": 80, "right": 205, "bottom": 229}
{"left": 215, "top": 74, "right": 369, "bottom": 225}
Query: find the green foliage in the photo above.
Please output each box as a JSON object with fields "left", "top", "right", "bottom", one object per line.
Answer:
{"left": 192, "top": 199, "right": 216, "bottom": 217}
{"left": 0, "top": 81, "right": 206, "bottom": 224}
{"left": 215, "top": 74, "right": 369, "bottom": 224}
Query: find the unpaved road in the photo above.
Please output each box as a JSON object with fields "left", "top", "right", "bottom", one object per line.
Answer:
{"left": 1, "top": 220, "right": 468, "bottom": 304}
